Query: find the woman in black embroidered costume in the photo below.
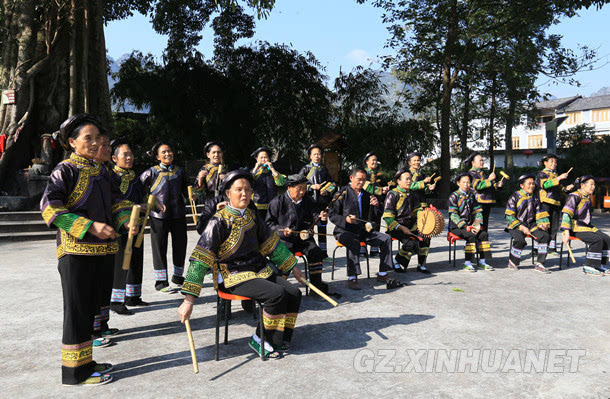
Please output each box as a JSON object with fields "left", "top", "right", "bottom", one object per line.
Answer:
{"left": 362, "top": 151, "right": 389, "bottom": 257}
{"left": 505, "top": 174, "right": 552, "bottom": 273}
{"left": 299, "top": 144, "right": 336, "bottom": 257}
{"left": 41, "top": 114, "right": 137, "bottom": 386}
{"left": 561, "top": 175, "right": 610, "bottom": 276}
{"left": 140, "top": 142, "right": 192, "bottom": 292}
{"left": 407, "top": 152, "right": 437, "bottom": 209}
{"left": 250, "top": 146, "right": 286, "bottom": 219}
{"left": 382, "top": 168, "right": 431, "bottom": 274}
{"left": 194, "top": 141, "right": 226, "bottom": 200}
{"left": 465, "top": 151, "right": 503, "bottom": 232}
{"left": 109, "top": 140, "right": 156, "bottom": 315}
{"left": 448, "top": 173, "right": 493, "bottom": 272}
{"left": 178, "top": 170, "right": 305, "bottom": 359}
{"left": 536, "top": 154, "right": 574, "bottom": 254}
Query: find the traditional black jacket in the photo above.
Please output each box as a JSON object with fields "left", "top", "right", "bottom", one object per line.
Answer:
{"left": 194, "top": 162, "right": 226, "bottom": 198}
{"left": 448, "top": 189, "right": 483, "bottom": 229}
{"left": 182, "top": 206, "right": 297, "bottom": 295}
{"left": 329, "top": 185, "right": 379, "bottom": 236}
{"left": 382, "top": 187, "right": 419, "bottom": 232}
{"left": 140, "top": 164, "right": 189, "bottom": 220}
{"left": 409, "top": 166, "right": 432, "bottom": 207}
{"left": 251, "top": 166, "right": 285, "bottom": 210}
{"left": 505, "top": 189, "right": 550, "bottom": 230}
{"left": 298, "top": 162, "right": 336, "bottom": 205}
{"left": 266, "top": 191, "right": 323, "bottom": 249}
{"left": 468, "top": 167, "right": 498, "bottom": 204}
{"left": 536, "top": 169, "right": 566, "bottom": 206}
{"left": 41, "top": 153, "right": 132, "bottom": 259}
{"left": 561, "top": 189, "right": 598, "bottom": 233}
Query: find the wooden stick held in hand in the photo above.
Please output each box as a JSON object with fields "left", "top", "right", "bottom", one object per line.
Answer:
{"left": 566, "top": 243, "right": 577, "bottom": 264}
{"left": 188, "top": 186, "right": 199, "bottom": 225}
{"left": 299, "top": 277, "right": 338, "bottom": 307}
{"left": 122, "top": 205, "right": 141, "bottom": 270}
{"left": 566, "top": 167, "right": 573, "bottom": 174}
{"left": 135, "top": 195, "right": 155, "bottom": 248}
{"left": 185, "top": 319, "right": 199, "bottom": 374}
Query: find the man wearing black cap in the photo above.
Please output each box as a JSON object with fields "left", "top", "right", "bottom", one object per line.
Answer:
{"left": 266, "top": 174, "right": 337, "bottom": 297}
{"left": 329, "top": 168, "right": 396, "bottom": 290}
{"left": 383, "top": 168, "right": 431, "bottom": 274}
{"left": 505, "top": 174, "right": 552, "bottom": 273}
{"left": 194, "top": 141, "right": 226, "bottom": 200}
{"left": 251, "top": 146, "right": 286, "bottom": 219}
{"left": 536, "top": 154, "right": 574, "bottom": 254}
{"left": 299, "top": 144, "right": 337, "bottom": 257}
{"left": 178, "top": 169, "right": 305, "bottom": 359}
{"left": 561, "top": 175, "right": 610, "bottom": 276}
{"left": 448, "top": 172, "right": 493, "bottom": 271}
{"left": 465, "top": 151, "right": 503, "bottom": 232}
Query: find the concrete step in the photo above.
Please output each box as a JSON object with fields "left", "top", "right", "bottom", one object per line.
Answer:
{"left": 0, "top": 210, "right": 43, "bottom": 221}
{"left": 0, "top": 220, "right": 50, "bottom": 233}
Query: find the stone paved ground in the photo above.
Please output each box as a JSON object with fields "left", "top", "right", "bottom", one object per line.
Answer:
{"left": 2, "top": 208, "right": 609, "bottom": 398}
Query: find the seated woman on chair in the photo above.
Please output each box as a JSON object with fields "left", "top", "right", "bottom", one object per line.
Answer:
{"left": 448, "top": 172, "right": 493, "bottom": 272}
{"left": 178, "top": 169, "right": 305, "bottom": 359}
{"left": 505, "top": 174, "right": 552, "bottom": 273}
{"left": 560, "top": 175, "right": 610, "bottom": 276}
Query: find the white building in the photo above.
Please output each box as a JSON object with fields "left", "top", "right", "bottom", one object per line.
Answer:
{"left": 460, "top": 94, "right": 610, "bottom": 167}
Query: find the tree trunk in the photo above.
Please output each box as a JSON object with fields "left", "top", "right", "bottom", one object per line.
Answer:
{"left": 504, "top": 88, "right": 517, "bottom": 174}
{"left": 439, "top": 0, "right": 458, "bottom": 200}
{"left": 0, "top": 0, "right": 112, "bottom": 194}
{"left": 460, "top": 78, "right": 471, "bottom": 159}
{"left": 487, "top": 73, "right": 497, "bottom": 169}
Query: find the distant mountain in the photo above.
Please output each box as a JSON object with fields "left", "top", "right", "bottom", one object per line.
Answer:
{"left": 377, "top": 70, "right": 414, "bottom": 118}
{"left": 107, "top": 54, "right": 149, "bottom": 113}
{"left": 591, "top": 87, "right": 610, "bottom": 97}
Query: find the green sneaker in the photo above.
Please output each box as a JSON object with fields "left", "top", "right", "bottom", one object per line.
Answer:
{"left": 248, "top": 337, "right": 281, "bottom": 359}
{"left": 158, "top": 286, "right": 176, "bottom": 294}
{"left": 462, "top": 264, "right": 476, "bottom": 272}
{"left": 477, "top": 263, "right": 494, "bottom": 271}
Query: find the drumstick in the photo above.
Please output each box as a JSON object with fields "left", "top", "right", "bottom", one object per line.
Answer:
{"left": 184, "top": 319, "right": 199, "bottom": 374}
{"left": 500, "top": 171, "right": 510, "bottom": 180}
{"left": 299, "top": 277, "right": 338, "bottom": 307}
{"left": 187, "top": 186, "right": 199, "bottom": 225}
{"left": 566, "top": 243, "right": 576, "bottom": 263}
{"left": 433, "top": 176, "right": 441, "bottom": 183}
{"left": 491, "top": 164, "right": 495, "bottom": 174}
{"left": 135, "top": 195, "right": 155, "bottom": 248}
{"left": 566, "top": 167, "right": 573, "bottom": 174}
{"left": 122, "top": 205, "right": 141, "bottom": 271}
{"left": 429, "top": 172, "right": 436, "bottom": 179}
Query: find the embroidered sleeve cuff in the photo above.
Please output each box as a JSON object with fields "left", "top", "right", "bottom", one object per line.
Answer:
{"left": 457, "top": 220, "right": 466, "bottom": 228}
{"left": 268, "top": 242, "right": 297, "bottom": 274}
{"left": 182, "top": 260, "right": 210, "bottom": 298}
{"left": 273, "top": 173, "right": 286, "bottom": 186}
{"left": 260, "top": 233, "right": 280, "bottom": 257}
{"left": 53, "top": 213, "right": 93, "bottom": 239}
{"left": 411, "top": 181, "right": 425, "bottom": 190}
{"left": 560, "top": 213, "right": 572, "bottom": 231}
{"left": 41, "top": 203, "right": 69, "bottom": 227}
{"left": 475, "top": 180, "right": 492, "bottom": 190}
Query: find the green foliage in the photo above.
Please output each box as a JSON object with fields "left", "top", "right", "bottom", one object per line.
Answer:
{"left": 556, "top": 123, "right": 596, "bottom": 149}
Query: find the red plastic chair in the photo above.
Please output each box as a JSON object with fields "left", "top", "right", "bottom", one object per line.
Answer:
{"left": 331, "top": 241, "right": 370, "bottom": 279}
{"left": 447, "top": 232, "right": 479, "bottom": 268}
{"left": 293, "top": 251, "right": 310, "bottom": 295}
{"left": 215, "top": 290, "right": 264, "bottom": 361}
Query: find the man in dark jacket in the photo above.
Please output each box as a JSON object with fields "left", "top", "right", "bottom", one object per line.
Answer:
{"left": 329, "top": 168, "right": 395, "bottom": 290}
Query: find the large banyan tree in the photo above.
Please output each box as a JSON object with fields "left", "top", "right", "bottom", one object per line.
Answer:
{"left": 0, "top": 0, "right": 274, "bottom": 194}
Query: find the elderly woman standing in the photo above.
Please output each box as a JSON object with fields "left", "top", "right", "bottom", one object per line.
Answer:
{"left": 41, "top": 114, "right": 137, "bottom": 385}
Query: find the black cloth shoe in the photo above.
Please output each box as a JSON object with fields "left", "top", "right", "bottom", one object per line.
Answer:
{"left": 171, "top": 274, "right": 185, "bottom": 286}
{"left": 417, "top": 265, "right": 431, "bottom": 274}
{"left": 125, "top": 298, "right": 149, "bottom": 307}
{"left": 111, "top": 303, "right": 134, "bottom": 316}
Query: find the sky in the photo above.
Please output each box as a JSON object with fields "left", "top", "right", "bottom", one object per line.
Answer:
{"left": 105, "top": 0, "right": 610, "bottom": 99}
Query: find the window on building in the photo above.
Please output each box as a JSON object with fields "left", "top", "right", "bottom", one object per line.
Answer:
{"left": 528, "top": 134, "right": 543, "bottom": 149}
{"left": 592, "top": 108, "right": 610, "bottom": 122}
{"left": 567, "top": 112, "right": 581, "bottom": 125}
{"left": 512, "top": 137, "right": 520, "bottom": 149}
